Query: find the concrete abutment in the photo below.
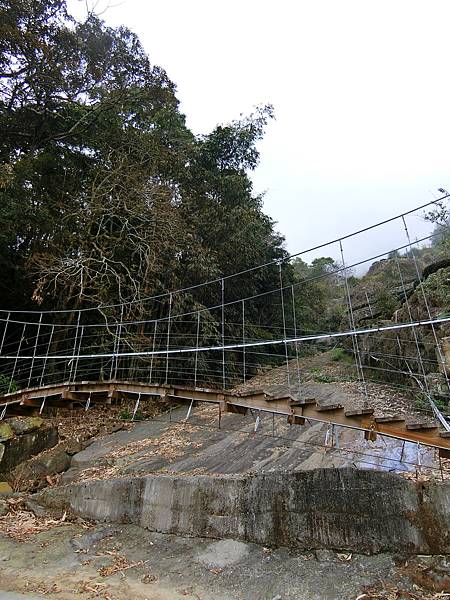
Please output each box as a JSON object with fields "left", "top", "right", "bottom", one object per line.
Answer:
{"left": 36, "top": 468, "right": 450, "bottom": 555}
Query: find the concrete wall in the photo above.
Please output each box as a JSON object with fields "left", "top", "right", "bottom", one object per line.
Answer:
{"left": 37, "top": 468, "right": 450, "bottom": 554}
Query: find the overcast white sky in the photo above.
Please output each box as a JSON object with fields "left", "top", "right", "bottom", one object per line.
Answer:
{"left": 68, "top": 0, "right": 450, "bottom": 271}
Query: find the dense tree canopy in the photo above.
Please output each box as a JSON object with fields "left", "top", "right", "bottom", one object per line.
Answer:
{"left": 0, "top": 0, "right": 286, "bottom": 306}
{"left": 0, "top": 0, "right": 290, "bottom": 384}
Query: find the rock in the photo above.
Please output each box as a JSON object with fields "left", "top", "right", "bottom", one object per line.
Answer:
{"left": 0, "top": 423, "right": 13, "bottom": 443}
{"left": 25, "top": 498, "right": 47, "bottom": 517}
{"left": 64, "top": 440, "right": 83, "bottom": 456}
{"left": 31, "top": 448, "right": 71, "bottom": 477}
{"left": 7, "top": 417, "right": 43, "bottom": 435}
{"left": 314, "top": 549, "right": 336, "bottom": 562}
{"left": 0, "top": 427, "right": 58, "bottom": 474}
{"left": 107, "top": 423, "right": 123, "bottom": 435}
{"left": 0, "top": 498, "right": 8, "bottom": 516}
{"left": 0, "top": 443, "right": 4, "bottom": 463}
{"left": 0, "top": 482, "right": 13, "bottom": 495}
{"left": 70, "top": 526, "right": 120, "bottom": 552}
{"left": 426, "top": 372, "right": 450, "bottom": 401}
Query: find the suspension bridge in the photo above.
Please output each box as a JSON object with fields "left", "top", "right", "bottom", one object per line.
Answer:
{"left": 1, "top": 195, "right": 450, "bottom": 473}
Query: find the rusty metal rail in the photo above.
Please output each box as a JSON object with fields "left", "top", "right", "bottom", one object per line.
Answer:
{"left": 1, "top": 380, "right": 449, "bottom": 457}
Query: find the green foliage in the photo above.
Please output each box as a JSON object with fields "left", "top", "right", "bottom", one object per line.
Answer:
{"left": 375, "top": 288, "right": 399, "bottom": 318}
{"left": 133, "top": 410, "right": 144, "bottom": 421}
{"left": 330, "top": 347, "right": 351, "bottom": 362}
{"left": 0, "top": 374, "right": 17, "bottom": 394}
{"left": 415, "top": 269, "right": 450, "bottom": 308}
{"left": 118, "top": 408, "right": 144, "bottom": 421}
{"left": 311, "top": 372, "right": 356, "bottom": 383}
{"left": 118, "top": 409, "right": 131, "bottom": 421}
{"left": 291, "top": 256, "right": 346, "bottom": 333}
{"left": 312, "top": 373, "right": 337, "bottom": 383}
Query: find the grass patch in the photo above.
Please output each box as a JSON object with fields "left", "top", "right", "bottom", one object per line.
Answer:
{"left": 118, "top": 408, "right": 144, "bottom": 421}
{"left": 330, "top": 347, "right": 352, "bottom": 362}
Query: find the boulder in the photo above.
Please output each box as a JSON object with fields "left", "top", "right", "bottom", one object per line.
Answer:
{"left": 33, "top": 448, "right": 71, "bottom": 476}
{"left": 9, "top": 444, "right": 71, "bottom": 489}
{"left": 0, "top": 423, "right": 13, "bottom": 443}
{"left": 0, "top": 481, "right": 13, "bottom": 495}
{"left": 0, "top": 426, "right": 58, "bottom": 474}
{"left": 7, "top": 416, "right": 43, "bottom": 435}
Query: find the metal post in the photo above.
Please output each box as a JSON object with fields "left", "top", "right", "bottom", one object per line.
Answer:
{"left": 221, "top": 279, "right": 225, "bottom": 389}
{"left": 149, "top": 320, "right": 157, "bottom": 383}
{"left": 291, "top": 285, "right": 301, "bottom": 390}
{"left": 0, "top": 312, "right": 10, "bottom": 355}
{"left": 324, "top": 424, "right": 331, "bottom": 448}
{"left": 185, "top": 398, "right": 194, "bottom": 422}
{"left": 28, "top": 314, "right": 43, "bottom": 388}
{"left": 279, "top": 263, "right": 291, "bottom": 388}
{"left": 416, "top": 442, "right": 421, "bottom": 476}
{"left": 9, "top": 323, "right": 25, "bottom": 393}
{"left": 194, "top": 311, "right": 200, "bottom": 388}
{"left": 165, "top": 293, "right": 172, "bottom": 385}
{"left": 132, "top": 392, "right": 141, "bottom": 420}
{"left": 339, "top": 240, "right": 368, "bottom": 401}
{"left": 242, "top": 299, "right": 246, "bottom": 383}
{"left": 69, "top": 311, "right": 81, "bottom": 382}
{"left": 39, "top": 396, "right": 47, "bottom": 415}
{"left": 72, "top": 325, "right": 84, "bottom": 382}
{"left": 114, "top": 305, "right": 124, "bottom": 381}
{"left": 254, "top": 411, "right": 261, "bottom": 433}
{"left": 40, "top": 325, "right": 54, "bottom": 387}
{"left": 400, "top": 440, "right": 406, "bottom": 462}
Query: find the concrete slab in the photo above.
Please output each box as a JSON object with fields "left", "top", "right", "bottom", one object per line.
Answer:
{"left": 63, "top": 403, "right": 436, "bottom": 487}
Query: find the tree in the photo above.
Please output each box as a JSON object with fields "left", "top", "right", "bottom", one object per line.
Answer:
{"left": 0, "top": 0, "right": 289, "bottom": 386}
